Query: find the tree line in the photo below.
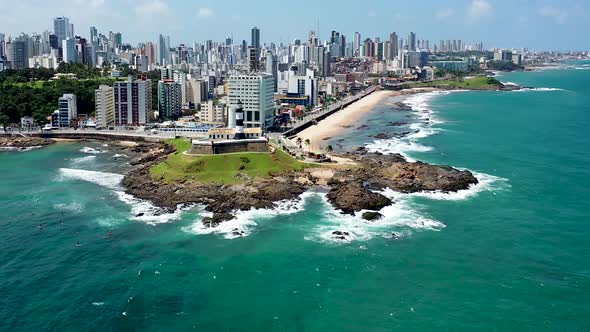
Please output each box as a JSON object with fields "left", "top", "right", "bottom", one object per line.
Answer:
{"left": 0, "top": 65, "right": 161, "bottom": 126}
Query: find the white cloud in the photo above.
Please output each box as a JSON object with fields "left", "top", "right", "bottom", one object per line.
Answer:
{"left": 197, "top": 7, "right": 214, "bottom": 18}
{"left": 368, "top": 10, "right": 377, "bottom": 17}
{"left": 436, "top": 8, "right": 455, "bottom": 20}
{"left": 538, "top": 6, "right": 568, "bottom": 24}
{"left": 467, "top": 0, "right": 492, "bottom": 20}
{"left": 135, "top": 0, "right": 170, "bottom": 16}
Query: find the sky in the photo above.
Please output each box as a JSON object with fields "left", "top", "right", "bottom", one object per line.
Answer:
{"left": 1, "top": 0, "right": 589, "bottom": 50}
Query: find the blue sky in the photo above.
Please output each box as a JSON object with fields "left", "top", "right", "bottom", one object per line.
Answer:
{"left": 1, "top": 0, "right": 589, "bottom": 50}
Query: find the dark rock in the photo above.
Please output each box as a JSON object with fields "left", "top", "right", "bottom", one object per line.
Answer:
{"left": 387, "top": 121, "right": 408, "bottom": 127}
{"left": 372, "top": 133, "right": 391, "bottom": 139}
{"left": 327, "top": 182, "right": 392, "bottom": 214}
{"left": 362, "top": 212, "right": 384, "bottom": 221}
{"left": 356, "top": 125, "right": 369, "bottom": 130}
{"left": 135, "top": 213, "right": 145, "bottom": 217}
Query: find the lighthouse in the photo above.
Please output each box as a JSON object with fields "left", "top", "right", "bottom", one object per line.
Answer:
{"left": 233, "top": 100, "right": 247, "bottom": 140}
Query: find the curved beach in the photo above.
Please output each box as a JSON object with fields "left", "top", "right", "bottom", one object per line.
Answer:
{"left": 294, "top": 88, "right": 439, "bottom": 153}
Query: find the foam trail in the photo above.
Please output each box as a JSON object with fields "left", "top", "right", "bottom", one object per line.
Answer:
{"left": 511, "top": 87, "right": 564, "bottom": 92}
{"left": 71, "top": 155, "right": 97, "bottom": 164}
{"left": 58, "top": 168, "right": 123, "bottom": 189}
{"left": 184, "top": 192, "right": 313, "bottom": 239}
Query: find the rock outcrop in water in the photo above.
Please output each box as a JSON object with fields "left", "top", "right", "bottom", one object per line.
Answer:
{"left": 121, "top": 143, "right": 478, "bottom": 226}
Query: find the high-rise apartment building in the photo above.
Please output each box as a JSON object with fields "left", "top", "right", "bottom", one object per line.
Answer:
{"left": 58, "top": 94, "right": 77, "bottom": 127}
{"left": 95, "top": 85, "right": 115, "bottom": 128}
{"left": 113, "top": 77, "right": 152, "bottom": 126}
{"left": 228, "top": 74, "right": 274, "bottom": 128}
{"left": 158, "top": 80, "right": 182, "bottom": 120}
{"left": 62, "top": 37, "right": 77, "bottom": 63}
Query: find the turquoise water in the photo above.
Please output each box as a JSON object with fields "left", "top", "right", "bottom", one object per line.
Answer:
{"left": 2, "top": 63, "right": 590, "bottom": 331}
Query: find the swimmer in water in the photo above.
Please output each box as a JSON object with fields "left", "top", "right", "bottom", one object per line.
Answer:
{"left": 76, "top": 241, "right": 81, "bottom": 247}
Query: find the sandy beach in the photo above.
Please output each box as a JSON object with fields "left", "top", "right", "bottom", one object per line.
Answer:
{"left": 293, "top": 88, "right": 439, "bottom": 154}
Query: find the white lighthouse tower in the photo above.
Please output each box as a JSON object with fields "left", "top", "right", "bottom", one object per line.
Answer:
{"left": 233, "top": 100, "right": 247, "bottom": 140}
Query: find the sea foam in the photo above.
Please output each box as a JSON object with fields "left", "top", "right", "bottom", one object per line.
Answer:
{"left": 365, "top": 91, "right": 453, "bottom": 160}
{"left": 80, "top": 147, "right": 104, "bottom": 154}
{"left": 58, "top": 168, "right": 187, "bottom": 225}
{"left": 304, "top": 192, "right": 445, "bottom": 244}
{"left": 184, "top": 192, "right": 312, "bottom": 239}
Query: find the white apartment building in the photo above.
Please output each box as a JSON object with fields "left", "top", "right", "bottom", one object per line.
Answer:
{"left": 95, "top": 85, "right": 115, "bottom": 128}
{"left": 228, "top": 74, "right": 274, "bottom": 128}
{"left": 199, "top": 100, "right": 226, "bottom": 124}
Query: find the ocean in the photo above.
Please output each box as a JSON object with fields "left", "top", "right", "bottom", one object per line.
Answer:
{"left": 1, "top": 62, "right": 589, "bottom": 331}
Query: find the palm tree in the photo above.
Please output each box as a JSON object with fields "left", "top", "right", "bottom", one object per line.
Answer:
{"left": 296, "top": 137, "right": 302, "bottom": 149}
{"left": 304, "top": 139, "right": 311, "bottom": 153}
{"left": 325, "top": 145, "right": 333, "bottom": 159}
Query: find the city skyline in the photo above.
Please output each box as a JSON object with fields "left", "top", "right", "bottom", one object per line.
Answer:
{"left": 1, "top": 0, "right": 589, "bottom": 50}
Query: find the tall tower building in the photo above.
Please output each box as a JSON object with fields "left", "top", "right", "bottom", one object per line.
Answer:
{"left": 389, "top": 32, "right": 398, "bottom": 60}
{"left": 158, "top": 80, "right": 182, "bottom": 120}
{"left": 53, "top": 17, "right": 69, "bottom": 44}
{"left": 408, "top": 32, "right": 416, "bottom": 51}
{"left": 251, "top": 27, "right": 260, "bottom": 50}
{"left": 353, "top": 32, "right": 361, "bottom": 57}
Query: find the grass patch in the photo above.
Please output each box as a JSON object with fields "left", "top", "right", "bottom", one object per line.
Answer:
{"left": 150, "top": 138, "right": 314, "bottom": 184}
{"left": 405, "top": 76, "right": 503, "bottom": 90}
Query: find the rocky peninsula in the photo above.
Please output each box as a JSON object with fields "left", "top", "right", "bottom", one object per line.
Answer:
{"left": 121, "top": 142, "right": 478, "bottom": 227}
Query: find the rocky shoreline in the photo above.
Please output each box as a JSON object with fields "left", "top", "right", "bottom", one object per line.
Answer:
{"left": 0, "top": 136, "right": 55, "bottom": 149}
{"left": 121, "top": 142, "right": 478, "bottom": 228}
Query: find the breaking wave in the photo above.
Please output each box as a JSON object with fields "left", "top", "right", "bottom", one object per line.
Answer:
{"left": 57, "top": 168, "right": 187, "bottom": 225}
{"left": 80, "top": 147, "right": 104, "bottom": 154}
{"left": 184, "top": 192, "right": 313, "bottom": 239}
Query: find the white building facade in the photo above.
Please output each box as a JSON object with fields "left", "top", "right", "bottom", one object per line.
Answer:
{"left": 228, "top": 74, "right": 274, "bottom": 128}
{"left": 95, "top": 85, "right": 115, "bottom": 128}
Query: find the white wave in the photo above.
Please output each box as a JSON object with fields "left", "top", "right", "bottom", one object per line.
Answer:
{"left": 402, "top": 171, "right": 510, "bottom": 201}
{"left": 112, "top": 154, "right": 128, "bottom": 158}
{"left": 92, "top": 302, "right": 105, "bottom": 307}
{"left": 80, "top": 147, "right": 104, "bottom": 154}
{"left": 184, "top": 192, "right": 313, "bottom": 239}
{"left": 364, "top": 91, "right": 456, "bottom": 160}
{"left": 54, "top": 202, "right": 84, "bottom": 213}
{"left": 501, "top": 81, "right": 519, "bottom": 86}
{"left": 58, "top": 168, "right": 187, "bottom": 225}
{"left": 115, "top": 191, "right": 191, "bottom": 226}
{"left": 71, "top": 155, "right": 96, "bottom": 164}
{"left": 511, "top": 87, "right": 564, "bottom": 92}
{"left": 305, "top": 192, "right": 444, "bottom": 244}
{"left": 58, "top": 168, "right": 124, "bottom": 189}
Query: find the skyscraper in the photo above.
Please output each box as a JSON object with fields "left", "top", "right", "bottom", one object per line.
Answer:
{"left": 62, "top": 38, "right": 77, "bottom": 63}
{"left": 389, "top": 32, "right": 398, "bottom": 60}
{"left": 353, "top": 32, "right": 361, "bottom": 57}
{"left": 53, "top": 17, "right": 69, "bottom": 44}
{"left": 90, "top": 26, "right": 98, "bottom": 46}
{"left": 408, "top": 32, "right": 416, "bottom": 51}
{"left": 251, "top": 27, "right": 260, "bottom": 50}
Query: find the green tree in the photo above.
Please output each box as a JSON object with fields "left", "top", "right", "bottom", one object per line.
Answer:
{"left": 304, "top": 139, "right": 311, "bottom": 152}
{"left": 0, "top": 113, "right": 9, "bottom": 132}
{"left": 296, "top": 137, "right": 302, "bottom": 149}
{"left": 325, "top": 145, "right": 333, "bottom": 159}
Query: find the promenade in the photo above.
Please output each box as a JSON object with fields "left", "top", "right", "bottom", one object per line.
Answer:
{"left": 282, "top": 86, "right": 378, "bottom": 137}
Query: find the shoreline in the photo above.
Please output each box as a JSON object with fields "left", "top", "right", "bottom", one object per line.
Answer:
{"left": 294, "top": 88, "right": 441, "bottom": 154}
